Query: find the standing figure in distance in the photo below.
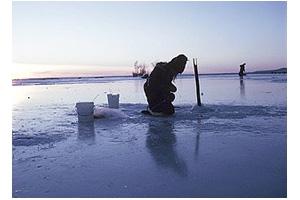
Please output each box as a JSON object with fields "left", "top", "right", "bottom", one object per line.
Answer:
{"left": 239, "top": 62, "right": 246, "bottom": 77}
{"left": 143, "top": 54, "right": 188, "bottom": 116}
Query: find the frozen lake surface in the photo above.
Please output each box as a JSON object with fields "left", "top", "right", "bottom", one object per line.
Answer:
{"left": 12, "top": 74, "right": 286, "bottom": 197}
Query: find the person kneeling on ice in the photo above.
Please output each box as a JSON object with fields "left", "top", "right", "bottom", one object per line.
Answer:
{"left": 144, "top": 54, "right": 188, "bottom": 116}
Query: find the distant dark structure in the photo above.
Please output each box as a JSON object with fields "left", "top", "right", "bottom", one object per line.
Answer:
{"left": 250, "top": 68, "right": 287, "bottom": 74}
{"left": 239, "top": 63, "right": 246, "bottom": 77}
{"left": 132, "top": 61, "right": 149, "bottom": 78}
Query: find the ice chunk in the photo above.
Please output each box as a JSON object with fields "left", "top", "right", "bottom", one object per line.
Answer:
{"left": 93, "top": 106, "right": 129, "bottom": 119}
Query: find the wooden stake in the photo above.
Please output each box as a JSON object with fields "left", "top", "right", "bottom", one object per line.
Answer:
{"left": 193, "top": 58, "right": 201, "bottom": 106}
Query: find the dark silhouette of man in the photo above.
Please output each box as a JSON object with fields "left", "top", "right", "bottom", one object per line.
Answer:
{"left": 144, "top": 54, "right": 188, "bottom": 115}
{"left": 239, "top": 63, "right": 246, "bottom": 77}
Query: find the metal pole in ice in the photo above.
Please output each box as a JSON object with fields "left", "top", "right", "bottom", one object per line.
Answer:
{"left": 193, "top": 58, "right": 201, "bottom": 106}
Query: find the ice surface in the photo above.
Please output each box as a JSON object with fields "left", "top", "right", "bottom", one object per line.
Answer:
{"left": 12, "top": 74, "right": 286, "bottom": 197}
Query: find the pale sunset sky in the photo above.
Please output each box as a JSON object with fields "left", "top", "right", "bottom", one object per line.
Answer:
{"left": 12, "top": 1, "right": 287, "bottom": 78}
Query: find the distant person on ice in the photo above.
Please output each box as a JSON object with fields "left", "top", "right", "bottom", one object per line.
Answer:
{"left": 239, "top": 63, "right": 246, "bottom": 77}
{"left": 144, "top": 54, "right": 188, "bottom": 116}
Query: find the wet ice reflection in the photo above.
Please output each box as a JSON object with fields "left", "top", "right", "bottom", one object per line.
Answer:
{"left": 239, "top": 77, "right": 246, "bottom": 98}
{"left": 77, "top": 121, "right": 95, "bottom": 145}
{"left": 146, "top": 120, "right": 188, "bottom": 177}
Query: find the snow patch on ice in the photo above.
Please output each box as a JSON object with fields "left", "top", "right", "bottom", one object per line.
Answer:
{"left": 94, "top": 106, "right": 129, "bottom": 119}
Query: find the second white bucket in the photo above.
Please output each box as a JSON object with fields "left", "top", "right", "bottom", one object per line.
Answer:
{"left": 107, "top": 94, "right": 120, "bottom": 109}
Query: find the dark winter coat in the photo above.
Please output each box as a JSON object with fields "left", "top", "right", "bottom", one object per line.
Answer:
{"left": 144, "top": 62, "right": 176, "bottom": 115}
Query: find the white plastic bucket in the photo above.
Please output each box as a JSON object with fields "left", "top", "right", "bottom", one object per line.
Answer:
{"left": 107, "top": 94, "right": 120, "bottom": 109}
{"left": 76, "top": 102, "right": 94, "bottom": 122}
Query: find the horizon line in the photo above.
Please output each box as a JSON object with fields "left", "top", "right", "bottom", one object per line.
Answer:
{"left": 12, "top": 67, "right": 287, "bottom": 81}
